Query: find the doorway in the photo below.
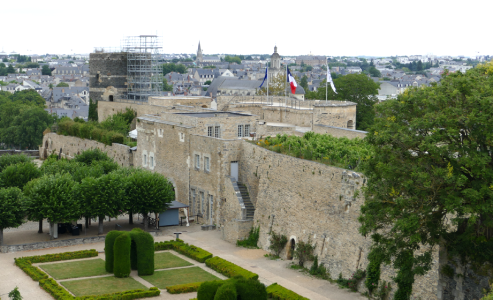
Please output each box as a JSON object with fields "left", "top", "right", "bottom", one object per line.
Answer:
{"left": 230, "top": 161, "right": 238, "bottom": 181}
{"left": 287, "top": 238, "right": 296, "bottom": 260}
{"left": 109, "top": 95, "right": 114, "bottom": 102}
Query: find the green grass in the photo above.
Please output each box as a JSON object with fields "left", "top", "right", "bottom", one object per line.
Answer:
{"left": 60, "top": 276, "right": 147, "bottom": 296}
{"left": 141, "top": 266, "right": 220, "bottom": 288}
{"left": 155, "top": 252, "right": 193, "bottom": 270}
{"left": 39, "top": 258, "right": 109, "bottom": 280}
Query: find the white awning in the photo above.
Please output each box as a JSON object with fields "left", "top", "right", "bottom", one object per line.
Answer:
{"left": 128, "top": 129, "right": 137, "bottom": 139}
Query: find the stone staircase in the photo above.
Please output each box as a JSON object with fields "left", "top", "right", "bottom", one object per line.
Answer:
{"left": 237, "top": 182, "right": 255, "bottom": 220}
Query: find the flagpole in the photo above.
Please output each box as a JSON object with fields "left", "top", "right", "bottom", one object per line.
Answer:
{"left": 326, "top": 57, "right": 328, "bottom": 102}
{"left": 285, "top": 65, "right": 287, "bottom": 110}
{"left": 267, "top": 65, "right": 269, "bottom": 105}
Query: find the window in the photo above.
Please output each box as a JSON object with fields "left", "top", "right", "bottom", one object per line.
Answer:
{"left": 214, "top": 126, "right": 220, "bottom": 138}
{"left": 244, "top": 125, "right": 250, "bottom": 137}
{"left": 209, "top": 195, "right": 213, "bottom": 220}
{"left": 150, "top": 156, "right": 154, "bottom": 168}
{"left": 192, "top": 190, "right": 196, "bottom": 215}
{"left": 200, "top": 192, "right": 205, "bottom": 215}
{"left": 144, "top": 154, "right": 147, "bottom": 166}
{"left": 238, "top": 125, "right": 243, "bottom": 138}
{"left": 195, "top": 155, "right": 200, "bottom": 169}
{"left": 207, "top": 126, "right": 213, "bottom": 137}
{"left": 205, "top": 157, "right": 210, "bottom": 172}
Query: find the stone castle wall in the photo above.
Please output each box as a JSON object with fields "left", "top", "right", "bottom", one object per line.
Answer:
{"left": 238, "top": 141, "right": 439, "bottom": 299}
{"left": 40, "top": 133, "right": 132, "bottom": 167}
{"left": 313, "top": 124, "right": 367, "bottom": 139}
{"left": 89, "top": 52, "right": 128, "bottom": 103}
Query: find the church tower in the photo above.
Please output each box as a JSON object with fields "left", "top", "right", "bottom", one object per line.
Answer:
{"left": 196, "top": 41, "right": 203, "bottom": 64}
{"left": 270, "top": 45, "right": 281, "bottom": 70}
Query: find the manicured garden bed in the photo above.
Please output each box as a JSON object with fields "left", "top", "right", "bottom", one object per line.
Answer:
{"left": 154, "top": 252, "right": 193, "bottom": 270}
{"left": 39, "top": 258, "right": 109, "bottom": 280}
{"left": 60, "top": 276, "right": 148, "bottom": 297}
{"left": 141, "top": 266, "right": 220, "bottom": 289}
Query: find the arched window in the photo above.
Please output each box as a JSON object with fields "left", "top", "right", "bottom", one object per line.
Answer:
{"left": 347, "top": 120, "right": 354, "bottom": 129}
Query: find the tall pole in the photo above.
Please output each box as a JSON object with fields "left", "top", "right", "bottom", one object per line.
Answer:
{"left": 267, "top": 65, "right": 269, "bottom": 105}
{"left": 285, "top": 65, "right": 287, "bottom": 110}
{"left": 325, "top": 57, "right": 329, "bottom": 102}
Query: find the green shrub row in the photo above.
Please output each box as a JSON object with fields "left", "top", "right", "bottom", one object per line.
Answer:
{"left": 205, "top": 257, "right": 258, "bottom": 280}
{"left": 266, "top": 283, "right": 309, "bottom": 300}
{"left": 197, "top": 276, "right": 267, "bottom": 300}
{"left": 166, "top": 282, "right": 202, "bottom": 294}
{"left": 58, "top": 119, "right": 124, "bottom": 146}
{"left": 14, "top": 249, "right": 160, "bottom": 300}
{"left": 154, "top": 239, "right": 213, "bottom": 263}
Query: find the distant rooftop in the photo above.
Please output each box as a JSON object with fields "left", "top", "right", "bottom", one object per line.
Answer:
{"left": 174, "top": 112, "right": 251, "bottom": 118}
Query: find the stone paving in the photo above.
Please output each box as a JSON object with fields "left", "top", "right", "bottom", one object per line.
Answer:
{"left": 0, "top": 223, "right": 367, "bottom": 300}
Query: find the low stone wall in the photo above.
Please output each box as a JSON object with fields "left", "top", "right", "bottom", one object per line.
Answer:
{"left": 40, "top": 133, "right": 133, "bottom": 167}
{"left": 313, "top": 124, "right": 367, "bottom": 139}
{"left": 0, "top": 230, "right": 167, "bottom": 253}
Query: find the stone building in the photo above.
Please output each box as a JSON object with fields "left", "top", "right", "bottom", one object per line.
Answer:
{"left": 89, "top": 52, "right": 128, "bottom": 103}
{"left": 296, "top": 55, "right": 326, "bottom": 66}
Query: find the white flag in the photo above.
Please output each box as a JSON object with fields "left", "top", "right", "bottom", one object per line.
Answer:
{"left": 327, "top": 67, "right": 337, "bottom": 94}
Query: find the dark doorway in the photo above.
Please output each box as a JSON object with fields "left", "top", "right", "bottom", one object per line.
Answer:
{"left": 109, "top": 95, "right": 114, "bottom": 102}
{"left": 288, "top": 238, "right": 296, "bottom": 260}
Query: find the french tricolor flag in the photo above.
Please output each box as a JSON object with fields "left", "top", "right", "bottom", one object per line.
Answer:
{"left": 286, "top": 67, "right": 297, "bottom": 94}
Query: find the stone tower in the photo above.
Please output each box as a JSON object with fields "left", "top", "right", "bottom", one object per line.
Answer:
{"left": 196, "top": 41, "right": 203, "bottom": 63}
{"left": 270, "top": 46, "right": 281, "bottom": 69}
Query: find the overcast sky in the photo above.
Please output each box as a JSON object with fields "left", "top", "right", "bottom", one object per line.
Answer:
{"left": 3, "top": 0, "right": 491, "bottom": 58}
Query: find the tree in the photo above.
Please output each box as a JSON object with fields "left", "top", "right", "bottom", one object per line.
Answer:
{"left": 359, "top": 62, "right": 493, "bottom": 299}
{"left": 257, "top": 71, "right": 288, "bottom": 96}
{"left": 11, "top": 106, "right": 55, "bottom": 149}
{"left": 24, "top": 173, "right": 79, "bottom": 239}
{"left": 204, "top": 80, "right": 212, "bottom": 85}
{"left": 300, "top": 75, "right": 309, "bottom": 91}
{"left": 224, "top": 55, "right": 241, "bottom": 64}
{"left": 0, "top": 161, "right": 41, "bottom": 189}
{"left": 88, "top": 98, "right": 98, "bottom": 121}
{"left": 56, "top": 82, "right": 69, "bottom": 87}
{"left": 0, "top": 187, "right": 25, "bottom": 245}
{"left": 305, "top": 74, "right": 380, "bottom": 131}
{"left": 417, "top": 60, "right": 423, "bottom": 71}
{"left": 162, "top": 78, "right": 173, "bottom": 91}
{"left": 42, "top": 65, "right": 51, "bottom": 76}
{"left": 0, "top": 154, "right": 31, "bottom": 173}
{"left": 76, "top": 172, "right": 127, "bottom": 234}
{"left": 126, "top": 170, "right": 174, "bottom": 231}
{"left": 7, "top": 65, "right": 15, "bottom": 74}
{"left": 369, "top": 66, "right": 382, "bottom": 78}
{"left": 25, "top": 62, "right": 40, "bottom": 68}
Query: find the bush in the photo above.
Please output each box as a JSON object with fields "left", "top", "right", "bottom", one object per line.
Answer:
{"left": 266, "top": 283, "right": 309, "bottom": 300}
{"left": 114, "top": 233, "right": 132, "bottom": 278}
{"left": 105, "top": 231, "right": 125, "bottom": 273}
{"left": 0, "top": 154, "right": 31, "bottom": 173}
{"left": 74, "top": 148, "right": 112, "bottom": 165}
{"left": 236, "top": 226, "right": 260, "bottom": 248}
{"left": 336, "top": 269, "right": 366, "bottom": 292}
{"left": 294, "top": 238, "right": 315, "bottom": 267}
{"left": 166, "top": 282, "right": 203, "bottom": 294}
{"left": 268, "top": 231, "right": 288, "bottom": 257}
{"left": 39, "top": 278, "right": 73, "bottom": 299}
{"left": 197, "top": 280, "right": 225, "bottom": 300}
{"left": 214, "top": 281, "right": 237, "bottom": 300}
{"left": 235, "top": 276, "right": 267, "bottom": 300}
{"left": 14, "top": 258, "right": 48, "bottom": 281}
{"left": 205, "top": 257, "right": 258, "bottom": 280}
{"left": 155, "top": 240, "right": 213, "bottom": 263}
{"left": 128, "top": 228, "right": 155, "bottom": 276}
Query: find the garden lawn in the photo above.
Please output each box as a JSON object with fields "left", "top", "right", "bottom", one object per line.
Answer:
{"left": 155, "top": 252, "right": 193, "bottom": 270}
{"left": 61, "top": 276, "right": 147, "bottom": 297}
{"left": 141, "top": 266, "right": 220, "bottom": 288}
{"left": 39, "top": 258, "right": 109, "bottom": 280}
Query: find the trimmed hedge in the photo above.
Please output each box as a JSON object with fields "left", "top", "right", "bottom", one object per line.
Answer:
{"left": 155, "top": 239, "right": 213, "bottom": 263}
{"left": 128, "top": 228, "right": 154, "bottom": 276}
{"left": 166, "top": 282, "right": 203, "bottom": 294}
{"left": 205, "top": 257, "right": 258, "bottom": 280}
{"left": 114, "top": 233, "right": 131, "bottom": 278}
{"left": 14, "top": 249, "right": 160, "bottom": 300}
{"left": 15, "top": 250, "right": 98, "bottom": 281}
{"left": 105, "top": 231, "right": 125, "bottom": 273}
{"left": 58, "top": 119, "right": 124, "bottom": 146}
{"left": 235, "top": 276, "right": 267, "bottom": 300}
{"left": 214, "top": 281, "right": 237, "bottom": 300}
{"left": 197, "top": 280, "right": 225, "bottom": 300}
{"left": 266, "top": 283, "right": 309, "bottom": 300}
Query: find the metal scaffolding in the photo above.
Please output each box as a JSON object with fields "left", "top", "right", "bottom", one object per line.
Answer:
{"left": 122, "top": 35, "right": 163, "bottom": 101}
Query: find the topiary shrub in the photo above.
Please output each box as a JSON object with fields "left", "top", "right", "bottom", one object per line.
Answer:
{"left": 234, "top": 276, "right": 267, "bottom": 300}
{"left": 114, "top": 233, "right": 131, "bottom": 278}
{"left": 105, "top": 231, "right": 125, "bottom": 273}
{"left": 197, "top": 280, "right": 225, "bottom": 300}
{"left": 128, "top": 228, "right": 155, "bottom": 276}
{"left": 213, "top": 281, "right": 237, "bottom": 300}
{"left": 205, "top": 257, "right": 258, "bottom": 280}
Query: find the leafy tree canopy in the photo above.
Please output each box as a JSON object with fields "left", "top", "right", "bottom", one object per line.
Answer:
{"left": 224, "top": 55, "right": 241, "bottom": 64}
{"left": 359, "top": 61, "right": 493, "bottom": 297}
{"left": 41, "top": 65, "right": 52, "bottom": 76}
{"left": 0, "top": 161, "right": 41, "bottom": 189}
{"left": 0, "top": 187, "right": 26, "bottom": 245}
{"left": 56, "top": 82, "right": 69, "bottom": 87}
{"left": 162, "top": 63, "right": 187, "bottom": 75}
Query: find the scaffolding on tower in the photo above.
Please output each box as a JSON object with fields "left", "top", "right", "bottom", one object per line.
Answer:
{"left": 122, "top": 35, "right": 163, "bottom": 101}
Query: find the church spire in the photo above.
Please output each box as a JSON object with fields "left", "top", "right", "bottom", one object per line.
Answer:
{"left": 198, "top": 41, "right": 202, "bottom": 52}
